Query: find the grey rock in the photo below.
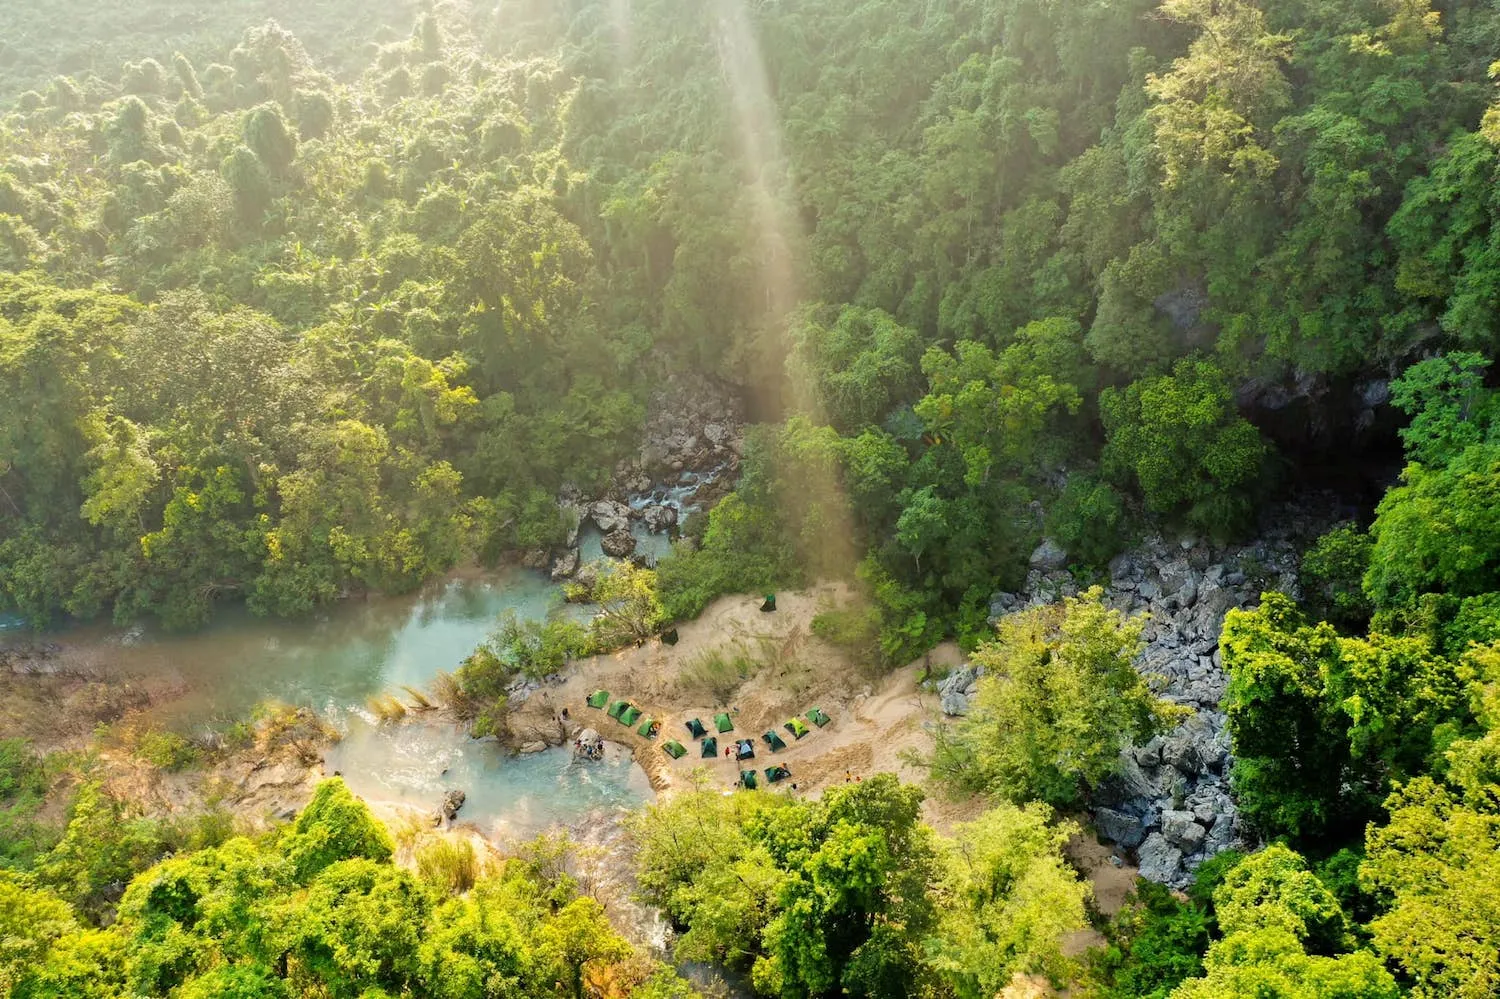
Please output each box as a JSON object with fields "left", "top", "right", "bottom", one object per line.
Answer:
{"left": 1134, "top": 735, "right": 1165, "bottom": 766}
{"left": 600, "top": 529, "right": 637, "bottom": 558}
{"left": 550, "top": 547, "right": 580, "bottom": 581}
{"left": 988, "top": 592, "right": 1022, "bottom": 619}
{"left": 641, "top": 504, "right": 678, "bottom": 533}
{"left": 1136, "top": 832, "right": 1184, "bottom": 884}
{"left": 1094, "top": 807, "right": 1146, "bottom": 849}
{"left": 1029, "top": 538, "right": 1069, "bottom": 571}
{"left": 938, "top": 665, "right": 978, "bottom": 698}
{"left": 940, "top": 691, "right": 969, "bottom": 717}
{"left": 590, "top": 500, "right": 631, "bottom": 535}
{"left": 1163, "top": 736, "right": 1206, "bottom": 775}
{"left": 518, "top": 740, "right": 547, "bottom": 754}
{"left": 441, "top": 789, "right": 467, "bottom": 820}
{"left": 1109, "top": 753, "right": 1164, "bottom": 800}
{"left": 1162, "top": 810, "right": 1207, "bottom": 852}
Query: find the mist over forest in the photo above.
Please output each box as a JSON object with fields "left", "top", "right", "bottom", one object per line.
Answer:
{"left": 1, "top": 0, "right": 1499, "bottom": 996}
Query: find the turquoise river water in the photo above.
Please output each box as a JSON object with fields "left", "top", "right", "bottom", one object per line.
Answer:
{"left": 51, "top": 569, "right": 655, "bottom": 834}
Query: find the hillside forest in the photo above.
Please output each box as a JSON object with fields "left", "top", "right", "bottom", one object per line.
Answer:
{"left": 2, "top": 0, "right": 1500, "bottom": 996}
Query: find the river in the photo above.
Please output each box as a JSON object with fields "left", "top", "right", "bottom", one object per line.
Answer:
{"left": 48, "top": 567, "right": 657, "bottom": 833}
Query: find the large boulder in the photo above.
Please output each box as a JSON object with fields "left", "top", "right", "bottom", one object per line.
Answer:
{"left": 940, "top": 691, "right": 969, "bottom": 717}
{"left": 550, "top": 547, "right": 580, "bottom": 581}
{"left": 1136, "top": 832, "right": 1184, "bottom": 884}
{"left": 1161, "top": 809, "right": 1207, "bottom": 852}
{"left": 441, "top": 789, "right": 466, "bottom": 821}
{"left": 1029, "top": 538, "right": 1069, "bottom": 571}
{"left": 590, "top": 500, "right": 631, "bottom": 535}
{"left": 641, "top": 504, "right": 678, "bottom": 533}
{"left": 600, "top": 530, "right": 637, "bottom": 558}
{"left": 1094, "top": 807, "right": 1146, "bottom": 849}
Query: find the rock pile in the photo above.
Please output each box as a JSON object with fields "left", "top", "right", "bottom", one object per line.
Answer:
{"left": 989, "top": 530, "right": 1303, "bottom": 888}
{"left": 548, "top": 373, "right": 745, "bottom": 579}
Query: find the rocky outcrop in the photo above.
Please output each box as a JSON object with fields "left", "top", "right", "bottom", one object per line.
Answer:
{"left": 590, "top": 500, "right": 632, "bottom": 536}
{"left": 441, "top": 788, "right": 466, "bottom": 821}
{"left": 938, "top": 664, "right": 981, "bottom": 717}
{"left": 600, "top": 530, "right": 637, "bottom": 558}
{"left": 550, "top": 547, "right": 580, "bottom": 581}
{"left": 991, "top": 522, "right": 1309, "bottom": 888}
{"left": 548, "top": 373, "right": 745, "bottom": 574}
{"left": 641, "top": 504, "right": 678, "bottom": 533}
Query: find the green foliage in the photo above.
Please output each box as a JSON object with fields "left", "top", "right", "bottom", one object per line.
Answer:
{"left": 0, "top": 739, "right": 57, "bottom": 869}
{"left": 1101, "top": 358, "right": 1269, "bottom": 537}
{"left": 1047, "top": 474, "right": 1131, "bottom": 569}
{"left": 7, "top": 798, "right": 681, "bottom": 999}
{"left": 933, "top": 587, "right": 1184, "bottom": 807}
{"left": 927, "top": 803, "right": 1090, "bottom": 993}
{"left": 1221, "top": 593, "right": 1467, "bottom": 845}
{"left": 1171, "top": 846, "right": 1399, "bottom": 999}
{"left": 1091, "top": 882, "right": 1210, "bottom": 999}
{"left": 1365, "top": 442, "right": 1500, "bottom": 610}
{"left": 568, "top": 560, "right": 665, "bottom": 649}
{"left": 1300, "top": 523, "right": 1374, "bottom": 630}
{"left": 32, "top": 781, "right": 171, "bottom": 923}
{"left": 279, "top": 778, "right": 394, "bottom": 882}
{"left": 133, "top": 730, "right": 198, "bottom": 771}
{"left": 635, "top": 777, "right": 1087, "bottom": 998}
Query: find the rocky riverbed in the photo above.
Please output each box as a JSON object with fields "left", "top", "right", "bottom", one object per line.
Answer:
{"left": 955, "top": 517, "right": 1316, "bottom": 889}
{"left": 545, "top": 372, "right": 745, "bottom": 580}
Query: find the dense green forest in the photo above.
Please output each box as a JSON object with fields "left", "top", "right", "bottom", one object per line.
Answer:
{"left": 5, "top": 0, "right": 1500, "bottom": 995}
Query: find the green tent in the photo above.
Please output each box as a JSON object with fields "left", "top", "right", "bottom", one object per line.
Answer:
{"left": 587, "top": 690, "right": 609, "bottom": 709}
{"left": 715, "top": 712, "right": 734, "bottom": 733}
{"left": 663, "top": 740, "right": 687, "bottom": 759}
{"left": 685, "top": 718, "right": 707, "bottom": 738}
{"left": 701, "top": 736, "right": 718, "bottom": 758}
{"left": 762, "top": 730, "right": 787, "bottom": 752}
{"left": 807, "top": 707, "right": 830, "bottom": 727}
{"left": 785, "top": 717, "right": 809, "bottom": 739}
{"left": 620, "top": 705, "right": 642, "bottom": 726}
{"left": 607, "top": 700, "right": 627, "bottom": 720}
{"left": 637, "top": 716, "right": 658, "bottom": 739}
{"left": 740, "top": 769, "right": 758, "bottom": 790}
{"left": 764, "top": 765, "right": 791, "bottom": 783}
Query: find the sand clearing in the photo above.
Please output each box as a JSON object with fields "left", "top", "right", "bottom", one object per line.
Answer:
{"left": 511, "top": 583, "right": 954, "bottom": 800}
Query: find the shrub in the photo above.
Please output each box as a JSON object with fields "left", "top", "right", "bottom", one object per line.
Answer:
{"left": 135, "top": 730, "right": 198, "bottom": 772}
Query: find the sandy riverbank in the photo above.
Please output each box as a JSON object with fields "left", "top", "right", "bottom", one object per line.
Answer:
{"left": 507, "top": 583, "right": 965, "bottom": 801}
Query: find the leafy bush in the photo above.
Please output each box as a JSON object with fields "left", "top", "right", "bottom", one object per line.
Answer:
{"left": 134, "top": 730, "right": 198, "bottom": 771}
{"left": 1101, "top": 358, "right": 1270, "bottom": 537}
{"left": 679, "top": 645, "right": 760, "bottom": 702}
{"left": 1048, "top": 474, "right": 1131, "bottom": 569}
{"left": 1300, "top": 523, "right": 1374, "bottom": 630}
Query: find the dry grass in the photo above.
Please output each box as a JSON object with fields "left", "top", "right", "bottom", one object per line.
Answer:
{"left": 416, "top": 836, "right": 481, "bottom": 894}
{"left": 400, "top": 685, "right": 434, "bottom": 710}
{"left": 367, "top": 695, "right": 407, "bottom": 723}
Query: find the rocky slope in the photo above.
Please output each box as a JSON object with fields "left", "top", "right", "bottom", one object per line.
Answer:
{"left": 960, "top": 523, "right": 1308, "bottom": 888}
{"left": 548, "top": 372, "right": 745, "bottom": 578}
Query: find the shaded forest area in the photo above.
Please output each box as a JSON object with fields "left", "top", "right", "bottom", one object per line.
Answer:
{"left": 2, "top": 0, "right": 1498, "bottom": 645}
{"left": 3, "top": 1, "right": 1500, "bottom": 997}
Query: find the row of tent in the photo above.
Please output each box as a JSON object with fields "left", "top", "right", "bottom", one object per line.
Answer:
{"left": 585, "top": 688, "right": 831, "bottom": 763}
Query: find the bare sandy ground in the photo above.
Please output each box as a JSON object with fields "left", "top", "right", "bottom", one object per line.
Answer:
{"left": 508, "top": 584, "right": 964, "bottom": 804}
